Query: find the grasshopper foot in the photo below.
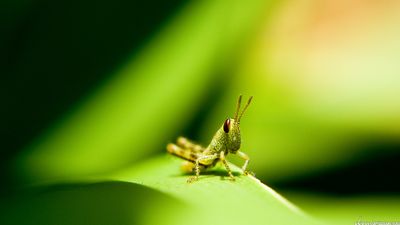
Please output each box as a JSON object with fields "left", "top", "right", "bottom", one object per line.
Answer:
{"left": 243, "top": 170, "right": 255, "bottom": 176}
{"left": 227, "top": 174, "right": 236, "bottom": 181}
{"left": 187, "top": 176, "right": 198, "bottom": 183}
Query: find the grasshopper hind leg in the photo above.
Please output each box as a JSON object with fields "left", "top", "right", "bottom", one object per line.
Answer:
{"left": 176, "top": 137, "right": 204, "bottom": 153}
{"left": 180, "top": 161, "right": 207, "bottom": 173}
{"left": 167, "top": 143, "right": 198, "bottom": 162}
{"left": 181, "top": 161, "right": 195, "bottom": 173}
{"left": 167, "top": 141, "right": 217, "bottom": 183}
{"left": 167, "top": 144, "right": 207, "bottom": 174}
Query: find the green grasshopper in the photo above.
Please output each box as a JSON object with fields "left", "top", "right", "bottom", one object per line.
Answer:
{"left": 167, "top": 95, "right": 253, "bottom": 183}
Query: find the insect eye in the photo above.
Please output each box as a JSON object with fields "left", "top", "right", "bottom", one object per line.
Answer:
{"left": 223, "top": 118, "right": 230, "bottom": 133}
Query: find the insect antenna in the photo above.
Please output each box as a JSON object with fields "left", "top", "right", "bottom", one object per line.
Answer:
{"left": 238, "top": 96, "right": 253, "bottom": 122}
{"left": 234, "top": 95, "right": 242, "bottom": 121}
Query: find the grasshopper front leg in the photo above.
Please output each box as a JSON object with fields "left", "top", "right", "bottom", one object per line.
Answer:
{"left": 220, "top": 151, "right": 235, "bottom": 181}
{"left": 236, "top": 151, "right": 252, "bottom": 175}
{"left": 187, "top": 153, "right": 217, "bottom": 183}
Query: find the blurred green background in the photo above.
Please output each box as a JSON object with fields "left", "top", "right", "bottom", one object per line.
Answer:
{"left": 1, "top": 0, "right": 400, "bottom": 224}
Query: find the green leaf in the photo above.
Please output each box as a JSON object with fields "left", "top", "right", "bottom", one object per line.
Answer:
{"left": 108, "top": 155, "right": 321, "bottom": 225}
{"left": 0, "top": 181, "right": 187, "bottom": 225}
{"left": 2, "top": 155, "right": 322, "bottom": 225}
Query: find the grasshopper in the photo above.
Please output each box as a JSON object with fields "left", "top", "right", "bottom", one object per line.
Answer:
{"left": 167, "top": 95, "right": 253, "bottom": 183}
